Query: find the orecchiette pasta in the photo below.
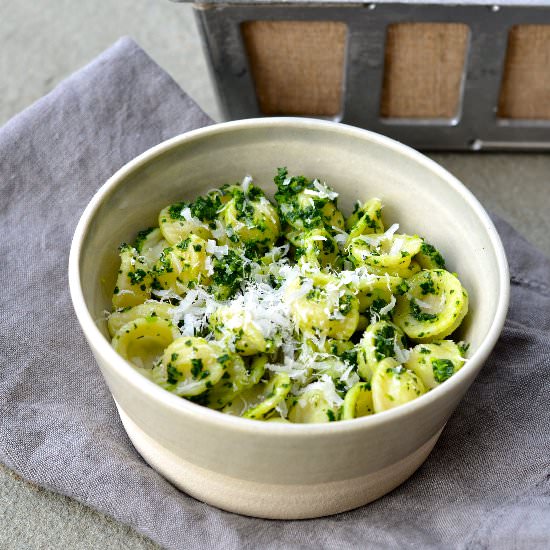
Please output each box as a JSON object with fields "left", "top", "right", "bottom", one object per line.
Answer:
{"left": 341, "top": 382, "right": 374, "bottom": 420}
{"left": 108, "top": 169, "right": 469, "bottom": 423}
{"left": 152, "top": 235, "right": 211, "bottom": 294}
{"left": 405, "top": 340, "right": 466, "bottom": 389}
{"left": 371, "top": 358, "right": 427, "bottom": 412}
{"left": 393, "top": 269, "right": 468, "bottom": 342}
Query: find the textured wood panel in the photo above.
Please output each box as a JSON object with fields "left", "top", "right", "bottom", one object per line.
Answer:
{"left": 380, "top": 23, "right": 469, "bottom": 119}
{"left": 241, "top": 20, "right": 347, "bottom": 116}
{"left": 498, "top": 25, "right": 550, "bottom": 119}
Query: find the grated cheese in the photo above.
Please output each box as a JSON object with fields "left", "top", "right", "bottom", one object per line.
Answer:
{"left": 242, "top": 175, "right": 253, "bottom": 194}
{"left": 357, "top": 223, "right": 400, "bottom": 248}
{"left": 301, "top": 179, "right": 339, "bottom": 201}
{"left": 298, "top": 375, "right": 344, "bottom": 407}
{"left": 206, "top": 239, "right": 229, "bottom": 259}
{"left": 379, "top": 294, "right": 396, "bottom": 316}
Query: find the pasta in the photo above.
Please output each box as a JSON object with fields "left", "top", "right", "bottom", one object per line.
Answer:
{"left": 108, "top": 168, "right": 469, "bottom": 423}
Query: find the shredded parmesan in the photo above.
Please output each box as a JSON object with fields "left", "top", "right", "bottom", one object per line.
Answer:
{"left": 206, "top": 239, "right": 229, "bottom": 259}
{"left": 379, "top": 294, "right": 396, "bottom": 316}
{"left": 389, "top": 237, "right": 404, "bottom": 257}
{"left": 358, "top": 223, "right": 400, "bottom": 248}
{"left": 242, "top": 175, "right": 253, "bottom": 194}
{"left": 301, "top": 179, "right": 339, "bottom": 201}
{"left": 298, "top": 375, "right": 344, "bottom": 407}
{"left": 414, "top": 297, "right": 435, "bottom": 311}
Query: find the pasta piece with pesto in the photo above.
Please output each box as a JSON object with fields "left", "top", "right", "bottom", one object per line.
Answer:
{"left": 415, "top": 241, "right": 446, "bottom": 270}
{"left": 152, "top": 235, "right": 210, "bottom": 294}
{"left": 393, "top": 269, "right": 468, "bottom": 342}
{"left": 108, "top": 302, "right": 176, "bottom": 337}
{"left": 112, "top": 244, "right": 152, "bottom": 309}
{"left": 295, "top": 227, "right": 339, "bottom": 269}
{"left": 219, "top": 181, "right": 281, "bottom": 258}
{"left": 274, "top": 167, "right": 345, "bottom": 233}
{"left": 345, "top": 197, "right": 384, "bottom": 244}
{"left": 112, "top": 317, "right": 180, "bottom": 371}
{"left": 357, "top": 321, "right": 408, "bottom": 382}
{"left": 348, "top": 231, "right": 422, "bottom": 277}
{"left": 194, "top": 352, "right": 264, "bottom": 410}
{"left": 223, "top": 372, "right": 292, "bottom": 420}
{"left": 287, "top": 375, "right": 342, "bottom": 423}
{"left": 371, "top": 358, "right": 426, "bottom": 413}
{"left": 341, "top": 382, "right": 374, "bottom": 420}
{"left": 285, "top": 272, "right": 359, "bottom": 340}
{"left": 405, "top": 340, "right": 466, "bottom": 389}
{"left": 159, "top": 337, "right": 227, "bottom": 397}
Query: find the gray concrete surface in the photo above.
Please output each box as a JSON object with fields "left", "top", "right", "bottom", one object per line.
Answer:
{"left": 1, "top": 2, "right": 549, "bottom": 549}
{"left": 0, "top": 0, "right": 221, "bottom": 126}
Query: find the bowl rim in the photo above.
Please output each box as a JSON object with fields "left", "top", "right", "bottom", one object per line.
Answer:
{"left": 68, "top": 116, "right": 510, "bottom": 437}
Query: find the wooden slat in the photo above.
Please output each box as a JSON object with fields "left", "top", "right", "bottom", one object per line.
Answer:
{"left": 380, "top": 23, "right": 469, "bottom": 119}
{"left": 498, "top": 25, "right": 550, "bottom": 119}
{"left": 241, "top": 20, "right": 347, "bottom": 116}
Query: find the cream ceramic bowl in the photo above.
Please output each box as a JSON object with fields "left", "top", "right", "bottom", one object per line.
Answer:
{"left": 69, "top": 118, "right": 509, "bottom": 519}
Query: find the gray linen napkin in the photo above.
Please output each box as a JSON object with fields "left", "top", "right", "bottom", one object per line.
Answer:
{"left": 1, "top": 37, "right": 549, "bottom": 550}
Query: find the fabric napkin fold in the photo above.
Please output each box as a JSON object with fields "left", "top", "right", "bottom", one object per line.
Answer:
{"left": 1, "top": 37, "right": 549, "bottom": 550}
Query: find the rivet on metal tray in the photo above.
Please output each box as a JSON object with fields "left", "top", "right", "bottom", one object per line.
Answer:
{"left": 470, "top": 139, "right": 483, "bottom": 151}
{"left": 491, "top": 5, "right": 500, "bottom": 12}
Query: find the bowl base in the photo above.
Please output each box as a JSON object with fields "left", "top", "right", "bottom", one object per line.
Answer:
{"left": 117, "top": 405, "right": 442, "bottom": 519}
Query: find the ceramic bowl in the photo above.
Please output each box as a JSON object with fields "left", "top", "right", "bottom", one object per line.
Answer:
{"left": 69, "top": 118, "right": 509, "bottom": 519}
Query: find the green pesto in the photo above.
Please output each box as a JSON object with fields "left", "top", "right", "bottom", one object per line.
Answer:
{"left": 155, "top": 248, "right": 175, "bottom": 274}
{"left": 419, "top": 274, "right": 436, "bottom": 295}
{"left": 410, "top": 299, "right": 438, "bottom": 322}
{"left": 367, "top": 298, "right": 393, "bottom": 321}
{"left": 396, "top": 281, "right": 409, "bottom": 295}
{"left": 190, "top": 193, "right": 222, "bottom": 222}
{"left": 166, "top": 363, "right": 179, "bottom": 385}
{"left": 244, "top": 239, "right": 269, "bottom": 260}
{"left": 458, "top": 342, "right": 470, "bottom": 355}
{"left": 432, "top": 358, "right": 455, "bottom": 383}
{"left": 340, "top": 348, "right": 358, "bottom": 367}
{"left": 274, "top": 167, "right": 339, "bottom": 230}
{"left": 217, "top": 354, "right": 231, "bottom": 365}
{"left": 167, "top": 202, "right": 188, "bottom": 221}
{"left": 190, "top": 358, "right": 204, "bottom": 378}
{"left": 306, "top": 287, "right": 324, "bottom": 302}
{"left": 176, "top": 238, "right": 191, "bottom": 251}
{"left": 134, "top": 227, "right": 156, "bottom": 252}
{"left": 232, "top": 188, "right": 256, "bottom": 223}
{"left": 128, "top": 269, "right": 147, "bottom": 285}
{"left": 338, "top": 294, "right": 354, "bottom": 315}
{"left": 211, "top": 249, "right": 251, "bottom": 300}
{"left": 373, "top": 324, "right": 398, "bottom": 361}
{"left": 420, "top": 242, "right": 446, "bottom": 268}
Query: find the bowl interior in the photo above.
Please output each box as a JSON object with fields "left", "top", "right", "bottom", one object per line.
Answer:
{"left": 78, "top": 119, "right": 504, "bottom": 367}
